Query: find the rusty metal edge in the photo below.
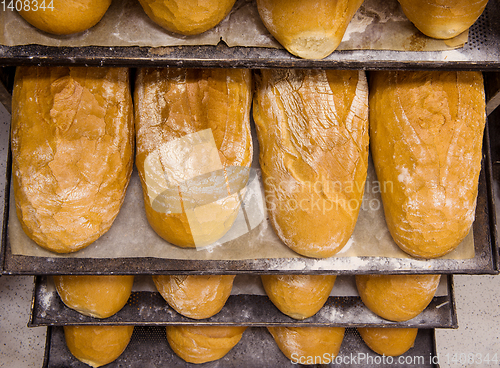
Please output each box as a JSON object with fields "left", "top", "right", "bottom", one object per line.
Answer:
{"left": 448, "top": 275, "right": 458, "bottom": 329}
{"left": 484, "top": 119, "right": 500, "bottom": 274}
{"left": 0, "top": 94, "right": 10, "bottom": 275}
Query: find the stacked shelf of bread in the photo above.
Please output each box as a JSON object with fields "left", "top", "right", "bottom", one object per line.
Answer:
{"left": 30, "top": 275, "right": 457, "bottom": 328}
{"left": 33, "top": 272, "right": 452, "bottom": 366}
{"left": 0, "top": 0, "right": 499, "bottom": 367}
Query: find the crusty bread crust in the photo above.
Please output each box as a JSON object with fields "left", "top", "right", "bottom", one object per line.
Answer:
{"left": 398, "top": 0, "right": 488, "bottom": 39}
{"left": 18, "top": 0, "right": 111, "bottom": 35}
{"left": 261, "top": 274, "right": 336, "bottom": 320}
{"left": 12, "top": 67, "right": 133, "bottom": 253}
{"left": 256, "top": 0, "right": 363, "bottom": 59}
{"left": 369, "top": 71, "right": 485, "bottom": 258}
{"left": 253, "top": 69, "right": 369, "bottom": 258}
{"left": 153, "top": 275, "right": 235, "bottom": 319}
{"left": 138, "top": 0, "right": 236, "bottom": 35}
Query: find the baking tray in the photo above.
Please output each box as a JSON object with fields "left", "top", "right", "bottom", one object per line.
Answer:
{"left": 42, "top": 326, "right": 439, "bottom": 368}
{"left": 485, "top": 104, "right": 500, "bottom": 274}
{"left": 29, "top": 275, "right": 457, "bottom": 329}
{"left": 0, "top": 95, "right": 10, "bottom": 274}
{"left": 3, "top": 143, "right": 496, "bottom": 275}
{"left": 1, "top": 0, "right": 500, "bottom": 71}
{"left": 1, "top": 78, "right": 498, "bottom": 275}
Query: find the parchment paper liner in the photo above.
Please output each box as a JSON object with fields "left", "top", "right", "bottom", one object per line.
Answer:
{"left": 9, "top": 155, "right": 475, "bottom": 261}
{"left": 0, "top": 0, "right": 468, "bottom": 52}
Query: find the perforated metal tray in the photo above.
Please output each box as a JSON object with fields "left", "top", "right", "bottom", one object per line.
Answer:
{"left": 29, "top": 275, "right": 457, "bottom": 329}
{"left": 1, "top": 0, "right": 500, "bottom": 70}
{"left": 42, "top": 326, "right": 439, "bottom": 368}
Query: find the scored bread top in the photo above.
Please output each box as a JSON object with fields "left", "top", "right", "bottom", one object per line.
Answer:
{"left": 135, "top": 68, "right": 252, "bottom": 171}
{"left": 134, "top": 68, "right": 253, "bottom": 248}
{"left": 253, "top": 69, "right": 369, "bottom": 258}
{"left": 369, "top": 70, "right": 485, "bottom": 258}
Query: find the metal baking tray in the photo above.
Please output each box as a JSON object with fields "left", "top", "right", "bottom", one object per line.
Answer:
{"left": 485, "top": 104, "right": 500, "bottom": 274}
{"left": 1, "top": 0, "right": 500, "bottom": 71}
{"left": 1, "top": 79, "right": 498, "bottom": 275}
{"left": 3, "top": 141, "right": 496, "bottom": 275}
{"left": 42, "top": 326, "right": 439, "bottom": 368}
{"left": 0, "top": 97, "right": 10, "bottom": 275}
{"left": 29, "top": 275, "right": 457, "bottom": 329}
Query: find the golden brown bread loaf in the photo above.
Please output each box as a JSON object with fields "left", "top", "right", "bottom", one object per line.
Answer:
{"left": 369, "top": 71, "right": 485, "bottom": 258}
{"left": 137, "top": 0, "right": 236, "bottom": 35}
{"left": 397, "top": 0, "right": 488, "bottom": 39}
{"left": 64, "top": 325, "right": 134, "bottom": 368}
{"left": 134, "top": 68, "right": 252, "bottom": 248}
{"left": 53, "top": 275, "right": 134, "bottom": 319}
{"left": 253, "top": 69, "right": 369, "bottom": 258}
{"left": 11, "top": 67, "right": 134, "bottom": 253}
{"left": 355, "top": 274, "right": 441, "bottom": 322}
{"left": 256, "top": 0, "right": 363, "bottom": 59}
{"left": 166, "top": 325, "right": 247, "bottom": 364}
{"left": 18, "top": 0, "right": 112, "bottom": 35}
{"left": 268, "top": 326, "right": 345, "bottom": 364}
{"left": 357, "top": 327, "right": 418, "bottom": 356}
{"left": 261, "top": 274, "right": 336, "bottom": 320}
{"left": 152, "top": 275, "right": 235, "bottom": 319}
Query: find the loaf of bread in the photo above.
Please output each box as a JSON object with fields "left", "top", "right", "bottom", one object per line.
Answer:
{"left": 253, "top": 69, "right": 369, "bottom": 258}
{"left": 64, "top": 325, "right": 134, "bottom": 368}
{"left": 134, "top": 68, "right": 252, "bottom": 248}
{"left": 355, "top": 274, "right": 441, "bottom": 322}
{"left": 261, "top": 274, "right": 336, "bottom": 320}
{"left": 369, "top": 71, "right": 485, "bottom": 258}
{"left": 256, "top": 0, "right": 363, "bottom": 59}
{"left": 18, "top": 0, "right": 111, "bottom": 35}
{"left": 268, "top": 326, "right": 345, "bottom": 364}
{"left": 152, "top": 275, "right": 235, "bottom": 319}
{"left": 166, "top": 325, "right": 247, "bottom": 364}
{"left": 357, "top": 327, "right": 418, "bottom": 356}
{"left": 138, "top": 0, "right": 236, "bottom": 35}
{"left": 397, "top": 0, "right": 488, "bottom": 39}
{"left": 11, "top": 67, "right": 134, "bottom": 253}
{"left": 53, "top": 275, "right": 134, "bottom": 319}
